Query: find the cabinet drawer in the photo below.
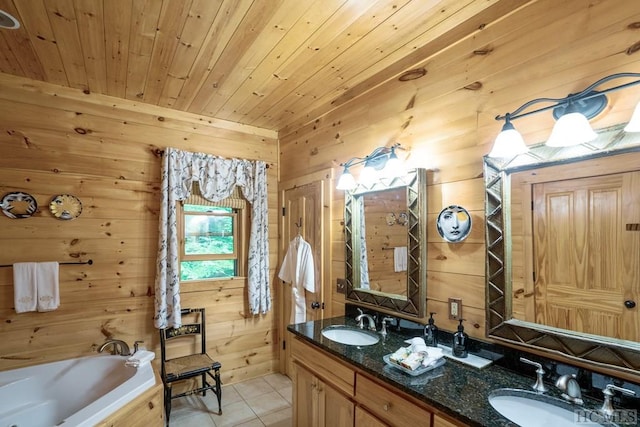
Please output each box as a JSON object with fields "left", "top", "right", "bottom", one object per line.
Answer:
{"left": 291, "top": 337, "right": 355, "bottom": 397}
{"left": 355, "top": 373, "right": 432, "bottom": 427}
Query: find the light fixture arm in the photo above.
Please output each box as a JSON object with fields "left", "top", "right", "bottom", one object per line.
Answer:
{"left": 340, "top": 143, "right": 403, "bottom": 168}
{"left": 495, "top": 72, "right": 640, "bottom": 122}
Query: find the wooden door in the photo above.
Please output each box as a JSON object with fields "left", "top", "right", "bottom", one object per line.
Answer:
{"left": 533, "top": 171, "right": 640, "bottom": 341}
{"left": 293, "top": 362, "right": 319, "bottom": 427}
{"left": 280, "top": 171, "right": 331, "bottom": 377}
{"left": 322, "top": 380, "right": 355, "bottom": 427}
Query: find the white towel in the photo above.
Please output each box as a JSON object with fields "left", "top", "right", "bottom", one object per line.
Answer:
{"left": 12, "top": 262, "right": 59, "bottom": 313}
{"left": 36, "top": 262, "right": 59, "bottom": 312}
{"left": 394, "top": 246, "right": 407, "bottom": 272}
{"left": 125, "top": 350, "right": 156, "bottom": 368}
{"left": 13, "top": 263, "right": 37, "bottom": 313}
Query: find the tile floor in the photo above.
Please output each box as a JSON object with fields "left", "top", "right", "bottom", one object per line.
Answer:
{"left": 170, "top": 373, "right": 293, "bottom": 427}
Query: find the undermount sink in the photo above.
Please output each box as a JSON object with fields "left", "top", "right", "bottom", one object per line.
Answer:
{"left": 321, "top": 325, "right": 380, "bottom": 346}
{"left": 489, "top": 388, "right": 614, "bottom": 427}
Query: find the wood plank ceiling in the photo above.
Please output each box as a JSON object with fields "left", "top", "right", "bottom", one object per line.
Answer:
{"left": 0, "top": 0, "right": 528, "bottom": 133}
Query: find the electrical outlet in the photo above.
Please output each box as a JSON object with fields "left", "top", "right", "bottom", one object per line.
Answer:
{"left": 449, "top": 298, "right": 462, "bottom": 320}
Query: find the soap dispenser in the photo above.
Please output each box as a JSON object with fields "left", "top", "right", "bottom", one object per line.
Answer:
{"left": 452, "top": 319, "right": 468, "bottom": 358}
{"left": 424, "top": 312, "right": 438, "bottom": 347}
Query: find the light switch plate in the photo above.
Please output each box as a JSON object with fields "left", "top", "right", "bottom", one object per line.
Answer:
{"left": 448, "top": 298, "right": 462, "bottom": 320}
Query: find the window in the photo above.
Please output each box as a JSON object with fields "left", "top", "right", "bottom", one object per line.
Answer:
{"left": 179, "top": 185, "right": 247, "bottom": 281}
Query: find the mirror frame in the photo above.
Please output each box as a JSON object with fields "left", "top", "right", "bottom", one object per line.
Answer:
{"left": 484, "top": 124, "right": 640, "bottom": 375}
{"left": 345, "top": 168, "right": 427, "bottom": 317}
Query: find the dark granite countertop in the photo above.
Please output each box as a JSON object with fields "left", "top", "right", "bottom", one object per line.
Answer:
{"left": 288, "top": 316, "right": 613, "bottom": 427}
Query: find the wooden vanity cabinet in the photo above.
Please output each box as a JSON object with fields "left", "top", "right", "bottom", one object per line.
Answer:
{"left": 291, "top": 337, "right": 468, "bottom": 427}
{"left": 291, "top": 337, "right": 356, "bottom": 427}
{"left": 356, "top": 373, "right": 433, "bottom": 426}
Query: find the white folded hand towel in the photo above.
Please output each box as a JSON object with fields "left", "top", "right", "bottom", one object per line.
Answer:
{"left": 394, "top": 246, "right": 407, "bottom": 272}
{"left": 422, "top": 347, "right": 444, "bottom": 367}
{"left": 13, "top": 263, "right": 37, "bottom": 313}
{"left": 36, "top": 262, "right": 59, "bottom": 312}
{"left": 125, "top": 350, "right": 155, "bottom": 368}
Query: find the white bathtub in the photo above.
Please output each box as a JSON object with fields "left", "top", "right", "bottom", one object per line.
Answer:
{"left": 0, "top": 354, "right": 156, "bottom": 427}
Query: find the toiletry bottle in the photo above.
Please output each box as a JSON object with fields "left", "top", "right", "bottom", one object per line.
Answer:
{"left": 424, "top": 312, "right": 438, "bottom": 347}
{"left": 452, "top": 319, "right": 468, "bottom": 358}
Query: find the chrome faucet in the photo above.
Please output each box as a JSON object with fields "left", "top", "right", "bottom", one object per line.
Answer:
{"left": 600, "top": 384, "right": 636, "bottom": 418}
{"left": 520, "top": 357, "right": 548, "bottom": 393}
{"left": 380, "top": 317, "right": 395, "bottom": 337}
{"left": 355, "top": 309, "right": 376, "bottom": 332}
{"left": 98, "top": 339, "right": 131, "bottom": 356}
{"left": 555, "top": 374, "right": 584, "bottom": 405}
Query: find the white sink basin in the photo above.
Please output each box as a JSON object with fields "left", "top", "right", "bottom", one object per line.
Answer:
{"left": 321, "top": 326, "right": 380, "bottom": 346}
{"left": 489, "top": 388, "right": 612, "bottom": 427}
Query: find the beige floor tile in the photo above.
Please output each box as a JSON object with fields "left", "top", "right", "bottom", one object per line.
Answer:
{"left": 276, "top": 385, "right": 292, "bottom": 404}
{"left": 244, "top": 390, "right": 289, "bottom": 417}
{"left": 259, "top": 407, "right": 292, "bottom": 427}
{"left": 212, "top": 400, "right": 259, "bottom": 427}
{"left": 235, "top": 419, "right": 266, "bottom": 427}
{"left": 262, "top": 373, "right": 292, "bottom": 391}
{"left": 234, "top": 377, "right": 276, "bottom": 400}
{"left": 171, "top": 410, "right": 217, "bottom": 427}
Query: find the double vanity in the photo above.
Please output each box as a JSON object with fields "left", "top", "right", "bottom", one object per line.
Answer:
{"left": 288, "top": 316, "right": 635, "bottom": 427}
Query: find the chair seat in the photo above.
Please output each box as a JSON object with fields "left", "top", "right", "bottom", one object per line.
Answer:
{"left": 164, "top": 353, "right": 221, "bottom": 381}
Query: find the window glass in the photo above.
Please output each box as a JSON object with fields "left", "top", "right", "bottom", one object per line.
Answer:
{"left": 180, "top": 205, "right": 240, "bottom": 281}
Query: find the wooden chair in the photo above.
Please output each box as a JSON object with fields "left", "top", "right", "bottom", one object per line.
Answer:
{"left": 159, "top": 308, "right": 222, "bottom": 425}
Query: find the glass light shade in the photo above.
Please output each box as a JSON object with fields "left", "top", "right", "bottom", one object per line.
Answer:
{"left": 381, "top": 152, "right": 405, "bottom": 178}
{"left": 359, "top": 164, "right": 378, "bottom": 187}
{"left": 546, "top": 112, "right": 597, "bottom": 147}
{"left": 624, "top": 101, "right": 640, "bottom": 132}
{"left": 488, "top": 122, "right": 528, "bottom": 158}
{"left": 336, "top": 169, "right": 356, "bottom": 190}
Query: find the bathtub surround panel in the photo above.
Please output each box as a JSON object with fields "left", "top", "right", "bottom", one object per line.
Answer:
{"left": 0, "top": 73, "right": 279, "bottom": 386}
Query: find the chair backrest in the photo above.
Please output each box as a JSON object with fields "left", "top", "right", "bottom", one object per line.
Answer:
{"left": 159, "top": 308, "right": 208, "bottom": 370}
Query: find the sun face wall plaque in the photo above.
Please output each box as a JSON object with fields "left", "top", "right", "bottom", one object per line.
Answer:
{"left": 0, "top": 192, "right": 38, "bottom": 219}
{"left": 49, "top": 194, "right": 83, "bottom": 220}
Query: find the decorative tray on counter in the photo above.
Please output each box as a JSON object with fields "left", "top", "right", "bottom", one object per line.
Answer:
{"left": 382, "top": 354, "right": 446, "bottom": 377}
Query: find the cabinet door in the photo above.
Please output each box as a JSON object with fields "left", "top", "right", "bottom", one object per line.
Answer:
{"left": 355, "top": 406, "right": 389, "bottom": 427}
{"left": 434, "top": 414, "right": 466, "bottom": 427}
{"left": 321, "top": 379, "right": 355, "bottom": 427}
{"left": 293, "top": 362, "right": 319, "bottom": 427}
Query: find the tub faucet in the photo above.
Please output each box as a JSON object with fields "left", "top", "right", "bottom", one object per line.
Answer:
{"left": 555, "top": 374, "right": 584, "bottom": 405}
{"left": 98, "top": 339, "right": 131, "bottom": 356}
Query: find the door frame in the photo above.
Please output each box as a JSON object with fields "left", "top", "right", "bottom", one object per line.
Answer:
{"left": 278, "top": 168, "right": 333, "bottom": 375}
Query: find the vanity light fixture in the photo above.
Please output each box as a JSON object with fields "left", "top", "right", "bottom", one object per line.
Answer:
{"left": 336, "top": 143, "right": 407, "bottom": 190}
{"left": 489, "top": 72, "right": 640, "bottom": 158}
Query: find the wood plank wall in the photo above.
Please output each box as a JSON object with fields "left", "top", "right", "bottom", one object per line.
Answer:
{"left": 280, "top": 0, "right": 640, "bottom": 340}
{"left": 0, "top": 73, "right": 279, "bottom": 385}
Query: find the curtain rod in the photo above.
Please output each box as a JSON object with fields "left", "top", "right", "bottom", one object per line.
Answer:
{"left": 0, "top": 259, "right": 93, "bottom": 268}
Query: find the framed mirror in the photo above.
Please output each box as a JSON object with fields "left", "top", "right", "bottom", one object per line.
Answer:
{"left": 485, "top": 124, "right": 640, "bottom": 375}
{"left": 345, "top": 168, "right": 427, "bottom": 317}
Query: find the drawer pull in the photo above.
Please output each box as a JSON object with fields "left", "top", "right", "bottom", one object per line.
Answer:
{"left": 383, "top": 402, "right": 391, "bottom": 411}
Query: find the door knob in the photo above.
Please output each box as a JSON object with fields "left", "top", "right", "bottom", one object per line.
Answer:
{"left": 624, "top": 300, "right": 636, "bottom": 309}
{"left": 311, "top": 301, "right": 321, "bottom": 309}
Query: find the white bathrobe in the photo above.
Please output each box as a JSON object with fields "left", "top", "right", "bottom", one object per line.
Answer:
{"left": 278, "top": 236, "right": 316, "bottom": 324}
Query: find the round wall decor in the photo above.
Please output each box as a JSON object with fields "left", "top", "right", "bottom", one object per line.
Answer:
{"left": 436, "top": 205, "right": 472, "bottom": 243}
{"left": 0, "top": 192, "right": 38, "bottom": 219}
{"left": 50, "top": 194, "right": 83, "bottom": 220}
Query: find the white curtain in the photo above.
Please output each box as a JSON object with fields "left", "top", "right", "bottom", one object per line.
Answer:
{"left": 154, "top": 147, "right": 271, "bottom": 329}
